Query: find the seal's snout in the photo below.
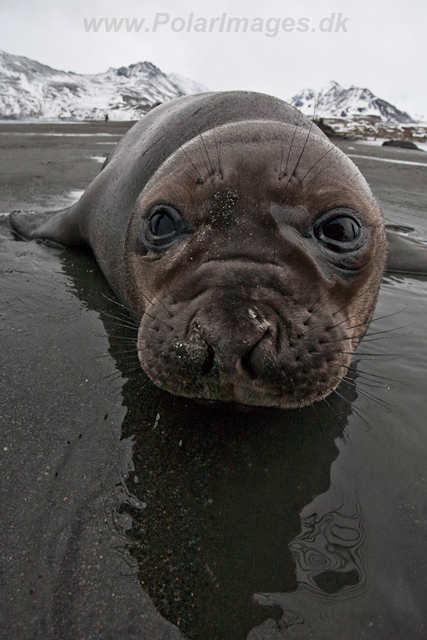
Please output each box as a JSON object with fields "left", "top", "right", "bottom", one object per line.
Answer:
{"left": 138, "top": 288, "right": 353, "bottom": 408}
{"left": 184, "top": 306, "right": 277, "bottom": 381}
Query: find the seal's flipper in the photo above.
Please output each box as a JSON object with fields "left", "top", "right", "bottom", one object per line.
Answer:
{"left": 10, "top": 203, "right": 86, "bottom": 247}
{"left": 386, "top": 228, "right": 427, "bottom": 275}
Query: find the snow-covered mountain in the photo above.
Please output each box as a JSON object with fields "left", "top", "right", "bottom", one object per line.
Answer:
{"left": 167, "top": 72, "right": 209, "bottom": 97}
{"left": 289, "top": 81, "right": 414, "bottom": 123}
{"left": 0, "top": 50, "right": 208, "bottom": 120}
{"left": 1, "top": 51, "right": 415, "bottom": 125}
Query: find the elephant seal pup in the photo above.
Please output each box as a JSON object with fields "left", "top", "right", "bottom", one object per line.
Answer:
{"left": 11, "top": 91, "right": 388, "bottom": 409}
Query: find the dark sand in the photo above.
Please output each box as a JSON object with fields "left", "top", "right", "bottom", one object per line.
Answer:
{"left": 1, "top": 122, "right": 427, "bottom": 640}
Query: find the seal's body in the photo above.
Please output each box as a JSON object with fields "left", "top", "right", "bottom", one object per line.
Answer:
{"left": 11, "top": 91, "right": 403, "bottom": 408}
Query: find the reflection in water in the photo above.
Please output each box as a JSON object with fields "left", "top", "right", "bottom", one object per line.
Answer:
{"left": 250, "top": 489, "right": 366, "bottom": 639}
{"left": 60, "top": 248, "right": 367, "bottom": 640}
{"left": 291, "top": 494, "right": 365, "bottom": 595}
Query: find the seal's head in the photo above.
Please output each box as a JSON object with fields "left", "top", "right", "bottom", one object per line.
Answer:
{"left": 124, "top": 120, "right": 386, "bottom": 408}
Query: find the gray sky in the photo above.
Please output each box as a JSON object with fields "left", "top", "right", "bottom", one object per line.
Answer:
{"left": 1, "top": 0, "right": 426, "bottom": 119}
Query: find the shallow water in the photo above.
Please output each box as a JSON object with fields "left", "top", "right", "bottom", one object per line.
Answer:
{"left": 1, "top": 127, "right": 427, "bottom": 639}
{"left": 1, "top": 216, "right": 427, "bottom": 640}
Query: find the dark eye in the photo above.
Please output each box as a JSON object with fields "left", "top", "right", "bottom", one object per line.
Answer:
{"left": 313, "top": 210, "right": 362, "bottom": 253}
{"left": 145, "top": 204, "right": 183, "bottom": 247}
{"left": 150, "top": 211, "right": 175, "bottom": 236}
{"left": 322, "top": 217, "right": 360, "bottom": 242}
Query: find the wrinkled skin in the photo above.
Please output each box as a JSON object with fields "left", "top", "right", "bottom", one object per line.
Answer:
{"left": 10, "top": 92, "right": 387, "bottom": 408}
{"left": 126, "top": 123, "right": 386, "bottom": 407}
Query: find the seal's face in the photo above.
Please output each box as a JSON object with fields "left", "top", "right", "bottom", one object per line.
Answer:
{"left": 125, "top": 121, "right": 386, "bottom": 408}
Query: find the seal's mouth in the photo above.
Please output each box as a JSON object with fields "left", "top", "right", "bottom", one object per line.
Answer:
{"left": 137, "top": 303, "right": 351, "bottom": 409}
{"left": 134, "top": 254, "right": 365, "bottom": 409}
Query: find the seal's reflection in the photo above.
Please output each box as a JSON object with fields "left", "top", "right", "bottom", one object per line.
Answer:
{"left": 61, "top": 248, "right": 363, "bottom": 640}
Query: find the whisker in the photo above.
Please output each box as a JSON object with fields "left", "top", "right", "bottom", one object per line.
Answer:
{"left": 199, "top": 132, "right": 215, "bottom": 181}
{"left": 332, "top": 277, "right": 384, "bottom": 317}
{"left": 286, "top": 99, "right": 317, "bottom": 187}
{"left": 311, "top": 301, "right": 381, "bottom": 335}
{"left": 101, "top": 292, "right": 134, "bottom": 316}
{"left": 317, "top": 377, "right": 368, "bottom": 417}
{"left": 319, "top": 304, "right": 408, "bottom": 336}
{"left": 105, "top": 319, "right": 139, "bottom": 332}
{"left": 94, "top": 349, "right": 138, "bottom": 358}
{"left": 334, "top": 374, "right": 394, "bottom": 411}
{"left": 343, "top": 374, "right": 392, "bottom": 390}
{"left": 305, "top": 372, "right": 374, "bottom": 432}
{"left": 365, "top": 306, "right": 408, "bottom": 326}
{"left": 330, "top": 388, "right": 373, "bottom": 431}
{"left": 289, "top": 375, "right": 304, "bottom": 412}
{"left": 300, "top": 134, "right": 347, "bottom": 187}
{"left": 141, "top": 311, "right": 173, "bottom": 330}
{"left": 212, "top": 126, "right": 223, "bottom": 179}
{"left": 138, "top": 323, "right": 168, "bottom": 333}
{"left": 198, "top": 134, "right": 212, "bottom": 176}
{"left": 347, "top": 352, "right": 405, "bottom": 359}
{"left": 350, "top": 368, "right": 406, "bottom": 384}
{"left": 306, "top": 279, "right": 337, "bottom": 316}
{"left": 97, "top": 355, "right": 141, "bottom": 367}
{"left": 337, "top": 364, "right": 398, "bottom": 389}
{"left": 99, "top": 310, "right": 139, "bottom": 329}
{"left": 278, "top": 139, "right": 285, "bottom": 180}
{"left": 362, "top": 327, "right": 413, "bottom": 341}
{"left": 147, "top": 290, "right": 173, "bottom": 318}
{"left": 321, "top": 326, "right": 413, "bottom": 345}
{"left": 179, "top": 145, "right": 203, "bottom": 181}
{"left": 320, "top": 394, "right": 351, "bottom": 435}
{"left": 280, "top": 110, "right": 301, "bottom": 180}
{"left": 102, "top": 364, "right": 142, "bottom": 383}
{"left": 336, "top": 361, "right": 406, "bottom": 386}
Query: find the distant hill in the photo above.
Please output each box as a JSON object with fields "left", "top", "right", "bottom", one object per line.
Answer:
{"left": 289, "top": 80, "right": 415, "bottom": 123}
{"left": 0, "top": 51, "right": 416, "bottom": 125}
{"left": 0, "top": 50, "right": 208, "bottom": 120}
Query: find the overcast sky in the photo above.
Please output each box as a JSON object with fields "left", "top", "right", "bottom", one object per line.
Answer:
{"left": 1, "top": 0, "right": 426, "bottom": 119}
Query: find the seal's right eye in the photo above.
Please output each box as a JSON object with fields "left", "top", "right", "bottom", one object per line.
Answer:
{"left": 145, "top": 204, "right": 184, "bottom": 248}
{"left": 322, "top": 217, "right": 360, "bottom": 243}
{"left": 313, "top": 208, "right": 364, "bottom": 254}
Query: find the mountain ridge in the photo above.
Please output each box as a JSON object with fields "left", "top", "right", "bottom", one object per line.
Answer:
{"left": 0, "top": 50, "right": 208, "bottom": 120}
{"left": 289, "top": 80, "right": 414, "bottom": 123}
{"left": 0, "top": 51, "right": 416, "bottom": 123}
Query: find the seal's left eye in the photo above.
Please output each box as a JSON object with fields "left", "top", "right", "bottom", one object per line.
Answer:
{"left": 150, "top": 211, "right": 176, "bottom": 236}
{"left": 145, "top": 204, "right": 184, "bottom": 248}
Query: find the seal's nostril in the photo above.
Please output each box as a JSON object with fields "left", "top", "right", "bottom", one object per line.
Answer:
{"left": 200, "top": 344, "right": 215, "bottom": 376}
{"left": 239, "top": 329, "right": 272, "bottom": 379}
{"left": 240, "top": 351, "right": 256, "bottom": 379}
